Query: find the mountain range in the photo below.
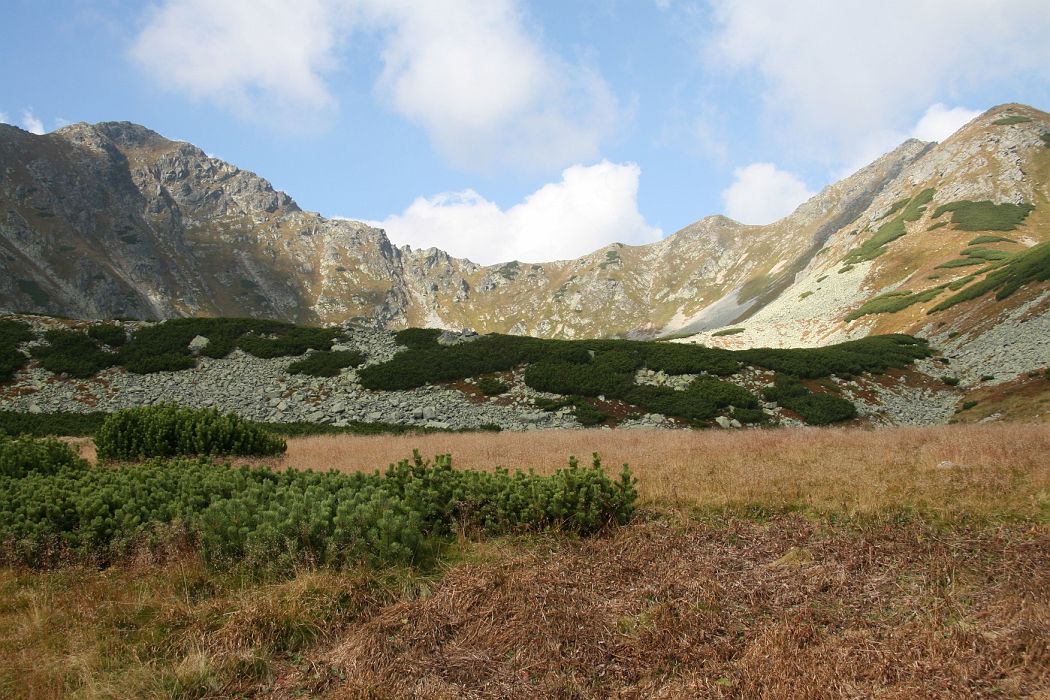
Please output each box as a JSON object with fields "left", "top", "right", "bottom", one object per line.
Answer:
{"left": 1, "top": 103, "right": 1048, "bottom": 359}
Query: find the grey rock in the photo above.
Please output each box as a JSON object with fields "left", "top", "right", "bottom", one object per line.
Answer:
{"left": 188, "top": 335, "right": 210, "bottom": 353}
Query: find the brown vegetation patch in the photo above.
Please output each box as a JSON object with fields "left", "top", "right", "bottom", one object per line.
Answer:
{"left": 953, "top": 372, "right": 1050, "bottom": 424}
{"left": 313, "top": 518, "right": 1049, "bottom": 698}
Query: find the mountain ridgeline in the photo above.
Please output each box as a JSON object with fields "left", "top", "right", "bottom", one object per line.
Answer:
{"left": 0, "top": 104, "right": 1048, "bottom": 346}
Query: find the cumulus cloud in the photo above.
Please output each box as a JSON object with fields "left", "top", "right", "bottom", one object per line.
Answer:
{"left": 911, "top": 103, "right": 981, "bottom": 142}
{"left": 363, "top": 0, "right": 619, "bottom": 169}
{"left": 721, "top": 162, "right": 815, "bottom": 225}
{"left": 130, "top": 0, "right": 339, "bottom": 125}
{"left": 372, "top": 161, "right": 662, "bottom": 264}
{"left": 707, "top": 0, "right": 1050, "bottom": 159}
{"left": 130, "top": 0, "right": 620, "bottom": 168}
{"left": 0, "top": 111, "right": 8, "bottom": 125}
{"left": 20, "top": 110, "right": 45, "bottom": 135}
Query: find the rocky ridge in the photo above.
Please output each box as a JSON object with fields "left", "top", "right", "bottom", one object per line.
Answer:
{"left": 0, "top": 115, "right": 933, "bottom": 337}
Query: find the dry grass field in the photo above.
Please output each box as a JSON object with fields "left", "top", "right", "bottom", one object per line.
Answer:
{"left": 5, "top": 423, "right": 1049, "bottom": 698}
{"left": 258, "top": 422, "right": 1050, "bottom": 520}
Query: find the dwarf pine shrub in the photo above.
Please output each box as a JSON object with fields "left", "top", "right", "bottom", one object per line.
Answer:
{"left": 95, "top": 405, "right": 286, "bottom": 461}
{"left": 30, "top": 329, "right": 118, "bottom": 378}
{"left": 287, "top": 349, "right": 365, "bottom": 377}
{"left": 0, "top": 433, "right": 88, "bottom": 478}
{"left": 0, "top": 449, "right": 637, "bottom": 571}
{"left": 763, "top": 374, "right": 857, "bottom": 425}
{"left": 0, "top": 319, "right": 32, "bottom": 382}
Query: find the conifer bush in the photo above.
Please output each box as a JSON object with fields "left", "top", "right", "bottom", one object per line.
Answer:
{"left": 477, "top": 377, "right": 509, "bottom": 395}
{"left": 0, "top": 319, "right": 32, "bottom": 382}
{"left": 0, "top": 434, "right": 87, "bottom": 478}
{"left": 95, "top": 405, "right": 286, "bottom": 461}
{"left": 87, "top": 322, "right": 128, "bottom": 347}
{"left": 0, "top": 450, "right": 637, "bottom": 571}
{"left": 762, "top": 374, "right": 857, "bottom": 425}
{"left": 30, "top": 329, "right": 118, "bottom": 378}
{"left": 287, "top": 349, "right": 365, "bottom": 377}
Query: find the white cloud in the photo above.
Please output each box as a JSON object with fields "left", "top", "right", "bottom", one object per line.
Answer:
{"left": 363, "top": 0, "right": 619, "bottom": 169}
{"left": 131, "top": 0, "right": 340, "bottom": 125}
{"left": 707, "top": 0, "right": 1050, "bottom": 159}
{"left": 130, "top": 0, "right": 620, "bottom": 168}
{"left": 0, "top": 111, "right": 8, "bottom": 125}
{"left": 721, "top": 162, "right": 815, "bottom": 225}
{"left": 20, "top": 110, "right": 45, "bottom": 135}
{"left": 911, "top": 103, "right": 981, "bottom": 142}
{"left": 372, "top": 161, "right": 661, "bottom": 264}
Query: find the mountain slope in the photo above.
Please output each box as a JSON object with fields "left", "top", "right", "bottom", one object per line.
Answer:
{"left": 0, "top": 104, "right": 1047, "bottom": 352}
{"left": 678, "top": 104, "right": 1050, "bottom": 353}
{"left": 0, "top": 119, "right": 926, "bottom": 337}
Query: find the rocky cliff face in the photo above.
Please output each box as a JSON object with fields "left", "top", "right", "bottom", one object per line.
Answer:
{"left": 1, "top": 105, "right": 1047, "bottom": 347}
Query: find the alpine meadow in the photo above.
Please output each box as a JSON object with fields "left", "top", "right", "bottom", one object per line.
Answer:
{"left": 1, "top": 2, "right": 1049, "bottom": 698}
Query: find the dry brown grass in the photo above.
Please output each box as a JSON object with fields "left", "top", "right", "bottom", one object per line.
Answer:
{"left": 257, "top": 423, "right": 1050, "bottom": 520}
{"left": 3, "top": 519, "right": 1046, "bottom": 699}
{"left": 311, "top": 518, "right": 1049, "bottom": 699}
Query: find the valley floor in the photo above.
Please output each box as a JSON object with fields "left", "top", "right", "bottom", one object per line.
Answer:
{"left": 4, "top": 423, "right": 1049, "bottom": 699}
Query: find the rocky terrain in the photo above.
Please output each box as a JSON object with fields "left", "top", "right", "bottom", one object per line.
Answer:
{"left": 2, "top": 313, "right": 1027, "bottom": 430}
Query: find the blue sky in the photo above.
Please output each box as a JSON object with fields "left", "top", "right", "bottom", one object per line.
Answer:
{"left": 3, "top": 0, "right": 1049, "bottom": 264}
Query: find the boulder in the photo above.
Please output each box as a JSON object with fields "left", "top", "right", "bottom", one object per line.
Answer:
{"left": 188, "top": 335, "right": 210, "bottom": 354}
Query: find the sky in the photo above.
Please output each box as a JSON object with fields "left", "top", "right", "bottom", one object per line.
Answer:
{"left": 2, "top": 0, "right": 1049, "bottom": 265}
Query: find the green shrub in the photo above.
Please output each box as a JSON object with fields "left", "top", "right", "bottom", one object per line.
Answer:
{"left": 0, "top": 319, "right": 32, "bottom": 382}
{"left": 930, "top": 241, "right": 1050, "bottom": 312}
{"left": 991, "top": 115, "right": 1032, "bottom": 125}
{"left": 30, "top": 329, "right": 117, "bottom": 378}
{"left": 845, "top": 288, "right": 944, "bottom": 321}
{"left": 638, "top": 344, "right": 740, "bottom": 375}
{"left": 118, "top": 318, "right": 344, "bottom": 374}
{"left": 843, "top": 188, "right": 934, "bottom": 263}
{"left": 737, "top": 335, "right": 931, "bottom": 379}
{"left": 901, "top": 188, "right": 935, "bottom": 222}
{"left": 879, "top": 197, "right": 910, "bottom": 219}
{"left": 395, "top": 328, "right": 443, "bottom": 348}
{"left": 477, "top": 377, "right": 509, "bottom": 395}
{"left": 525, "top": 361, "right": 636, "bottom": 398}
{"left": 95, "top": 405, "right": 287, "bottom": 461}
{"left": 967, "top": 235, "right": 1015, "bottom": 246}
{"left": 930, "top": 201, "right": 1034, "bottom": 231}
{"left": 0, "top": 411, "right": 107, "bottom": 437}
{"left": 959, "top": 247, "right": 1010, "bottom": 261}
{"left": 87, "top": 323, "right": 128, "bottom": 347}
{"left": 942, "top": 376, "right": 960, "bottom": 386}
{"left": 935, "top": 258, "right": 985, "bottom": 269}
{"left": 927, "top": 221, "right": 948, "bottom": 231}
{"left": 287, "top": 349, "right": 365, "bottom": 377}
{"left": 959, "top": 400, "right": 978, "bottom": 411}
{"left": 0, "top": 434, "right": 88, "bottom": 478}
{"left": 712, "top": 327, "right": 745, "bottom": 337}
{"left": 358, "top": 330, "right": 927, "bottom": 425}
{"left": 0, "top": 452, "right": 637, "bottom": 571}
{"left": 1041, "top": 133, "right": 1050, "bottom": 148}
{"left": 762, "top": 375, "right": 857, "bottom": 425}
